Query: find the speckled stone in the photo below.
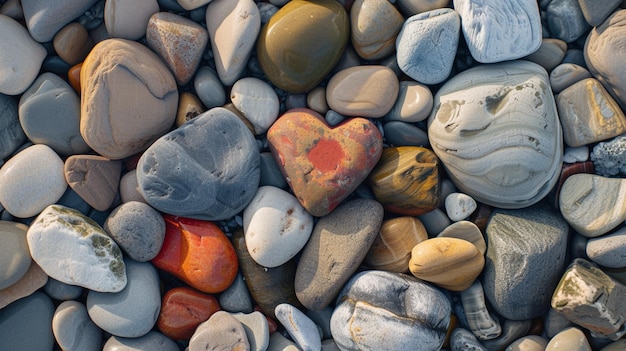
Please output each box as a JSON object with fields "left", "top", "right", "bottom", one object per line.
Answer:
{"left": 0, "top": 221, "right": 31, "bottom": 290}
{"left": 483, "top": 204, "right": 569, "bottom": 320}
{"left": 27, "top": 204, "right": 127, "bottom": 292}
{"left": 64, "top": 155, "right": 122, "bottom": 211}
{"left": 53, "top": 22, "right": 94, "bottom": 66}
{"left": 189, "top": 311, "right": 250, "bottom": 351}
{"left": 137, "top": 107, "right": 260, "bottom": 221}
{"left": 295, "top": 199, "right": 384, "bottom": 311}
{"left": 103, "top": 331, "right": 179, "bottom": 351}
{"left": 546, "top": 0, "right": 590, "bottom": 43}
{"left": 0, "top": 94, "right": 25, "bottom": 159}
{"left": 331, "top": 270, "right": 451, "bottom": 351}
{"left": 21, "top": 0, "right": 99, "bottom": 42}
{"left": 0, "top": 291, "right": 55, "bottom": 351}
{"left": 267, "top": 108, "right": 382, "bottom": 217}
{"left": 104, "top": 0, "right": 159, "bottom": 40}
{"left": 587, "top": 227, "right": 626, "bottom": 268}
{"left": 146, "top": 11, "right": 208, "bottom": 85}
{"left": 275, "top": 303, "right": 321, "bottom": 351}
{"left": 80, "top": 38, "right": 178, "bottom": 160}
{"left": 53, "top": 300, "right": 102, "bottom": 351}
{"left": 0, "top": 144, "right": 67, "bottom": 218}
{"left": 350, "top": 0, "right": 404, "bottom": 60}
{"left": 231, "top": 77, "right": 280, "bottom": 134}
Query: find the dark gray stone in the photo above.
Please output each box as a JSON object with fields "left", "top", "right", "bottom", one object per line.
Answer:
{"left": 483, "top": 203, "right": 569, "bottom": 320}
{"left": 0, "top": 291, "right": 55, "bottom": 351}
{"left": 578, "top": 0, "right": 621, "bottom": 26}
{"left": 137, "top": 107, "right": 260, "bottom": 221}
{"left": 0, "top": 93, "right": 25, "bottom": 160}
{"left": 383, "top": 121, "right": 429, "bottom": 147}
{"left": 259, "top": 152, "right": 287, "bottom": 190}
{"left": 547, "top": 0, "right": 590, "bottom": 42}
{"left": 21, "top": 0, "right": 99, "bottom": 42}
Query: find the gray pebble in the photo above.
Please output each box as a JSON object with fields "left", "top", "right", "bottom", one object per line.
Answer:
{"left": 220, "top": 272, "right": 254, "bottom": 313}
{"left": 275, "top": 303, "right": 321, "bottom": 351}
{"left": 52, "top": 300, "right": 102, "bottom": 351}
{"left": 0, "top": 291, "right": 55, "bottom": 351}
{"left": 324, "top": 109, "right": 345, "bottom": 127}
{"left": 44, "top": 277, "right": 84, "bottom": 301}
{"left": 546, "top": 0, "right": 590, "bottom": 42}
{"left": 22, "top": 0, "right": 99, "bottom": 42}
{"left": 102, "top": 331, "right": 179, "bottom": 351}
{"left": 232, "top": 311, "right": 271, "bottom": 351}
{"left": 189, "top": 311, "right": 250, "bottom": 351}
{"left": 383, "top": 121, "right": 429, "bottom": 147}
{"left": 0, "top": 93, "right": 25, "bottom": 160}
{"left": 259, "top": 152, "right": 288, "bottom": 190}
{"left": 306, "top": 307, "right": 334, "bottom": 340}
{"left": 194, "top": 66, "right": 226, "bottom": 109}
{"left": 586, "top": 227, "right": 626, "bottom": 268}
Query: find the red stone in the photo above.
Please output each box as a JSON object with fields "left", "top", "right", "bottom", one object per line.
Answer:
{"left": 267, "top": 108, "right": 383, "bottom": 217}
{"left": 152, "top": 215, "right": 238, "bottom": 293}
{"left": 157, "top": 286, "right": 221, "bottom": 340}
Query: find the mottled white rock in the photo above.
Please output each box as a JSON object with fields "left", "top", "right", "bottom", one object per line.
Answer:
{"left": 427, "top": 60, "right": 562, "bottom": 209}
{"left": 444, "top": 192, "right": 477, "bottom": 222}
{"left": 384, "top": 81, "right": 433, "bottom": 123}
{"left": 21, "top": 0, "right": 98, "bottom": 42}
{"left": 563, "top": 146, "right": 589, "bottom": 163}
{"left": 275, "top": 303, "right": 321, "bottom": 351}
{"left": 560, "top": 174, "right": 626, "bottom": 237}
{"left": 232, "top": 311, "right": 270, "bottom": 351}
{"left": 0, "top": 144, "right": 67, "bottom": 218}
{"left": 27, "top": 205, "right": 127, "bottom": 293}
{"left": 243, "top": 186, "right": 314, "bottom": 268}
{"left": 454, "top": 0, "right": 542, "bottom": 63}
{"left": 206, "top": 0, "right": 260, "bottom": 86}
{"left": 231, "top": 77, "right": 279, "bottom": 134}
{"left": 545, "top": 327, "right": 591, "bottom": 351}
{"left": 587, "top": 228, "right": 626, "bottom": 268}
{"left": 0, "top": 14, "right": 47, "bottom": 95}
{"left": 104, "top": 0, "right": 159, "bottom": 40}
{"left": 396, "top": 8, "right": 460, "bottom": 85}
{"left": 52, "top": 300, "right": 102, "bottom": 351}
{"left": 119, "top": 169, "right": 146, "bottom": 204}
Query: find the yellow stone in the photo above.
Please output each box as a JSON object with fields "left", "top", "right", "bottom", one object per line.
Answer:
{"left": 364, "top": 216, "right": 428, "bottom": 272}
{"left": 409, "top": 237, "right": 484, "bottom": 291}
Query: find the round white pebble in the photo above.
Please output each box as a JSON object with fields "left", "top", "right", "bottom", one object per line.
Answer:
{"left": 563, "top": 145, "right": 589, "bottom": 163}
{"left": 231, "top": 77, "right": 279, "bottom": 134}
{"left": 444, "top": 192, "right": 477, "bottom": 222}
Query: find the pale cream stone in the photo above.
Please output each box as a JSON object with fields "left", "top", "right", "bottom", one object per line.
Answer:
{"left": 545, "top": 328, "right": 591, "bottom": 351}
{"left": 307, "top": 87, "right": 329, "bottom": 115}
{"left": 350, "top": 0, "right": 404, "bottom": 60}
{"left": 230, "top": 77, "right": 279, "bottom": 135}
{"left": 384, "top": 81, "right": 433, "bottom": 123}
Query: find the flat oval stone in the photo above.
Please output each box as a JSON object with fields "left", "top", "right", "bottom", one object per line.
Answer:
{"left": 0, "top": 94, "right": 25, "bottom": 159}
{"left": 243, "top": 186, "right": 314, "bottom": 268}
{"left": 64, "top": 155, "right": 122, "bottom": 211}
{"left": 152, "top": 215, "right": 238, "bottom": 293}
{"left": 104, "top": 0, "right": 159, "bottom": 40}
{"left": 409, "top": 237, "right": 484, "bottom": 291}
{"left": 257, "top": 0, "right": 349, "bottom": 93}
{"left": 22, "top": 0, "right": 98, "bottom": 42}
{"left": 18, "top": 72, "right": 90, "bottom": 156}
{"left": 326, "top": 65, "right": 398, "bottom": 118}
{"left": 295, "top": 199, "right": 384, "bottom": 311}
{"left": 157, "top": 286, "right": 221, "bottom": 341}
{"left": 586, "top": 227, "right": 626, "bottom": 268}
{"left": 506, "top": 335, "right": 548, "bottom": 351}
{"left": 0, "top": 221, "right": 31, "bottom": 290}
{"left": 331, "top": 270, "right": 451, "bottom": 351}
{"left": 0, "top": 14, "right": 47, "bottom": 96}
{"left": 364, "top": 216, "right": 428, "bottom": 273}
{"left": 384, "top": 81, "right": 433, "bottom": 123}
{"left": 53, "top": 22, "right": 93, "bottom": 66}
{"left": 427, "top": 60, "right": 562, "bottom": 209}
{"left": 0, "top": 261, "right": 47, "bottom": 309}
{"left": 231, "top": 77, "right": 280, "bottom": 134}
{"left": 368, "top": 146, "right": 440, "bottom": 216}
{"left": 81, "top": 38, "right": 178, "bottom": 160}
{"left": 52, "top": 300, "right": 102, "bottom": 351}
{"left": 138, "top": 107, "right": 260, "bottom": 221}
{"left": 275, "top": 304, "right": 321, "bottom": 351}
{"left": 103, "top": 331, "right": 179, "bottom": 351}
{"left": 28, "top": 205, "right": 126, "bottom": 292}
{"left": 267, "top": 108, "right": 382, "bottom": 217}
{"left": 307, "top": 87, "right": 329, "bottom": 115}
{"left": 0, "top": 291, "right": 55, "bottom": 351}
{"left": 350, "top": 0, "right": 404, "bottom": 60}
{"left": 0, "top": 144, "right": 67, "bottom": 218}
{"left": 189, "top": 311, "right": 250, "bottom": 351}
{"left": 396, "top": 8, "right": 460, "bottom": 85}
{"left": 207, "top": 0, "right": 260, "bottom": 86}
{"left": 104, "top": 201, "right": 165, "bottom": 262}
{"left": 454, "top": 0, "right": 542, "bottom": 63}
{"left": 119, "top": 170, "right": 146, "bottom": 204}
{"left": 383, "top": 120, "right": 429, "bottom": 147}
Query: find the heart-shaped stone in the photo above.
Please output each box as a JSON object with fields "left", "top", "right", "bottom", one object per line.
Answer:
{"left": 267, "top": 108, "right": 383, "bottom": 217}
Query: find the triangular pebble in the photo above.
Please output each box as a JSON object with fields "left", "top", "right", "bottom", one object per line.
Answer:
{"left": 64, "top": 155, "right": 122, "bottom": 211}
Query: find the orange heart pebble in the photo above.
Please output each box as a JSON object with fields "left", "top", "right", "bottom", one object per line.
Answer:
{"left": 409, "top": 237, "right": 484, "bottom": 291}
{"left": 157, "top": 286, "right": 221, "bottom": 340}
{"left": 151, "top": 215, "right": 238, "bottom": 294}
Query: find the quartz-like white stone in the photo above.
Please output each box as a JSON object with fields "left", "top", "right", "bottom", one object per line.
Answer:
{"left": 231, "top": 77, "right": 279, "bottom": 134}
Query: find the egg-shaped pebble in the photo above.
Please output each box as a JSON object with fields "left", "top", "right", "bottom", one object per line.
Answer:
{"left": 21, "top": 0, "right": 98, "bottom": 43}
{"left": 550, "top": 63, "right": 592, "bottom": 94}
{"left": 44, "top": 277, "right": 83, "bottom": 301}
{"left": 523, "top": 38, "right": 568, "bottom": 72}
{"left": 243, "top": 186, "right": 313, "bottom": 268}
{"left": 563, "top": 146, "right": 589, "bottom": 163}
{"left": 194, "top": 66, "right": 226, "bottom": 109}
{"left": 231, "top": 77, "right": 280, "bottom": 134}
{"left": 546, "top": 0, "right": 590, "bottom": 43}
{"left": 506, "top": 335, "right": 548, "bottom": 351}
{"left": 52, "top": 300, "right": 102, "bottom": 351}
{"left": 545, "top": 327, "right": 592, "bottom": 351}
{"left": 445, "top": 192, "right": 477, "bottom": 222}
{"left": 156, "top": 286, "right": 221, "bottom": 341}
{"left": 53, "top": 22, "right": 94, "bottom": 66}
{"left": 0, "top": 221, "right": 31, "bottom": 290}
{"left": 275, "top": 304, "right": 321, "bottom": 351}
{"left": 350, "top": 0, "right": 404, "bottom": 60}
{"left": 0, "top": 144, "right": 67, "bottom": 218}
{"left": 220, "top": 272, "right": 254, "bottom": 313}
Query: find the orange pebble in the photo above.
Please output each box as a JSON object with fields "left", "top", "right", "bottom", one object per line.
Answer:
{"left": 157, "top": 286, "right": 221, "bottom": 340}
{"left": 68, "top": 62, "right": 82, "bottom": 93}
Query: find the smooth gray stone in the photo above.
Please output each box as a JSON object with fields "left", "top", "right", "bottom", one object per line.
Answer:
{"left": 18, "top": 72, "right": 90, "bottom": 155}
{"left": 331, "top": 271, "right": 451, "bottom": 351}
{"left": 522, "top": 38, "right": 567, "bottom": 72}
{"left": 44, "top": 277, "right": 84, "bottom": 301}
{"left": 42, "top": 56, "right": 71, "bottom": 78}
{"left": 578, "top": 0, "right": 621, "bottom": 26}
{"left": 450, "top": 328, "right": 487, "bottom": 351}
{"left": 396, "top": 8, "right": 460, "bottom": 85}
{"left": 0, "top": 94, "right": 25, "bottom": 160}
{"left": 547, "top": 0, "right": 590, "bottom": 42}
{"left": 52, "top": 300, "right": 102, "bottom": 351}
{"left": 383, "top": 121, "right": 429, "bottom": 147}
{"left": 275, "top": 303, "right": 321, "bottom": 351}
{"left": 306, "top": 307, "right": 334, "bottom": 340}
{"left": 104, "top": 201, "right": 165, "bottom": 262}
{"left": 0, "top": 220, "right": 30, "bottom": 290}
{"left": 137, "top": 107, "right": 260, "bottom": 221}
{"left": 483, "top": 204, "right": 569, "bottom": 320}
{"left": 87, "top": 260, "right": 161, "bottom": 338}
{"left": 259, "top": 152, "right": 288, "bottom": 190}
{"left": 220, "top": 272, "right": 254, "bottom": 313}
{"left": 562, "top": 48, "right": 586, "bottom": 67}
{"left": 194, "top": 66, "right": 226, "bottom": 109}
{"left": 417, "top": 208, "right": 452, "bottom": 236}
{"left": 189, "top": 311, "right": 250, "bottom": 351}
{"left": 550, "top": 63, "right": 592, "bottom": 93}
{"left": 481, "top": 319, "right": 532, "bottom": 351}
{"left": 544, "top": 307, "right": 574, "bottom": 338}
{"left": 587, "top": 227, "right": 626, "bottom": 268}
{"left": 22, "top": 0, "right": 99, "bottom": 42}
{"left": 325, "top": 109, "right": 345, "bottom": 127}
{"left": 0, "top": 291, "right": 55, "bottom": 351}
{"left": 232, "top": 311, "right": 271, "bottom": 351}
{"left": 103, "top": 331, "right": 179, "bottom": 351}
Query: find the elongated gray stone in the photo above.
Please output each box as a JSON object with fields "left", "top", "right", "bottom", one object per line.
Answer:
{"left": 22, "top": 0, "right": 99, "bottom": 42}
{"left": 52, "top": 300, "right": 102, "bottom": 351}
{"left": 275, "top": 304, "right": 321, "bottom": 351}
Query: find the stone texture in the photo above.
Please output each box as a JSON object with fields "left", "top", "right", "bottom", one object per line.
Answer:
{"left": 104, "top": 0, "right": 159, "bottom": 40}
{"left": 384, "top": 81, "right": 433, "bottom": 123}
{"left": 454, "top": 0, "right": 542, "bottom": 63}
{"left": 27, "top": 204, "right": 127, "bottom": 292}
{"left": 157, "top": 286, "right": 221, "bottom": 340}
{"left": 550, "top": 63, "right": 592, "bottom": 94}
{"left": 146, "top": 11, "right": 208, "bottom": 85}
{"left": 18, "top": 72, "right": 90, "bottom": 155}
{"left": 427, "top": 60, "right": 562, "bottom": 209}
{"left": 268, "top": 333, "right": 301, "bottom": 351}
{"left": 445, "top": 192, "right": 477, "bottom": 222}
{"left": 137, "top": 107, "right": 260, "bottom": 221}
{"left": 460, "top": 280, "right": 501, "bottom": 340}
{"left": 307, "top": 87, "right": 329, "bottom": 115}
{"left": 560, "top": 174, "right": 626, "bottom": 237}
{"left": 189, "top": 311, "right": 250, "bottom": 351}
{"left": 232, "top": 312, "right": 271, "bottom": 351}
{"left": 207, "top": 0, "right": 260, "bottom": 86}
{"left": 331, "top": 271, "right": 451, "bottom": 351}
{"left": 21, "top": 0, "right": 99, "bottom": 42}
{"left": 523, "top": 38, "right": 568, "bottom": 72}
{"left": 0, "top": 261, "right": 47, "bottom": 309}
{"left": 587, "top": 227, "right": 626, "bottom": 268}
{"left": 396, "top": 8, "right": 460, "bottom": 85}
{"left": 0, "top": 14, "right": 47, "bottom": 95}
{"left": 578, "top": 0, "right": 621, "bottom": 26}
{"left": 80, "top": 38, "right": 178, "bottom": 160}
{"left": 267, "top": 108, "right": 382, "bottom": 217}
{"left": 0, "top": 144, "right": 67, "bottom": 218}
{"left": 64, "top": 155, "right": 122, "bottom": 211}
{"left": 52, "top": 300, "right": 102, "bottom": 351}
{"left": 483, "top": 204, "right": 570, "bottom": 320}
{"left": 450, "top": 328, "right": 487, "bottom": 351}
{"left": 295, "top": 199, "right": 384, "bottom": 311}
{"left": 0, "top": 221, "right": 31, "bottom": 290}
{"left": 326, "top": 65, "right": 399, "bottom": 118}
{"left": 0, "top": 94, "right": 25, "bottom": 159}
{"left": 53, "top": 22, "right": 94, "bottom": 66}
{"left": 547, "top": 0, "right": 590, "bottom": 43}
{"left": 231, "top": 77, "right": 280, "bottom": 134}
{"left": 257, "top": 0, "right": 349, "bottom": 93}
{"left": 350, "top": 0, "right": 404, "bottom": 60}
{"left": 0, "top": 292, "right": 55, "bottom": 351}
{"left": 368, "top": 146, "right": 440, "bottom": 216}
{"left": 103, "top": 331, "right": 179, "bottom": 351}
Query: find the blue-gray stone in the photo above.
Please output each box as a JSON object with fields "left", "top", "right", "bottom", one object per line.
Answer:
{"left": 137, "top": 107, "right": 260, "bottom": 221}
{"left": 275, "top": 303, "right": 321, "bottom": 351}
{"left": 451, "top": 328, "right": 487, "bottom": 351}
{"left": 194, "top": 66, "right": 226, "bottom": 109}
{"left": 0, "top": 291, "right": 55, "bottom": 351}
{"left": 103, "top": 331, "right": 179, "bottom": 351}
{"left": 482, "top": 203, "right": 569, "bottom": 320}
{"left": 0, "top": 93, "right": 25, "bottom": 160}
{"left": 44, "top": 277, "right": 84, "bottom": 301}
{"left": 22, "top": 0, "right": 99, "bottom": 42}
{"left": 259, "top": 152, "right": 288, "bottom": 190}
{"left": 546, "top": 0, "right": 590, "bottom": 43}
{"left": 383, "top": 121, "right": 429, "bottom": 147}
{"left": 18, "top": 72, "right": 90, "bottom": 155}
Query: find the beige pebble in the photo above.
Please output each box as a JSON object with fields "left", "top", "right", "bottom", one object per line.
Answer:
{"left": 64, "top": 155, "right": 122, "bottom": 211}
{"left": 119, "top": 170, "right": 146, "bottom": 204}
{"left": 53, "top": 22, "right": 93, "bottom": 66}
{"left": 523, "top": 38, "right": 567, "bottom": 72}
{"left": 104, "top": 0, "right": 159, "bottom": 40}
{"left": 384, "top": 81, "right": 433, "bottom": 123}
{"left": 350, "top": 0, "right": 404, "bottom": 60}
{"left": 437, "top": 220, "right": 486, "bottom": 255}
{"left": 505, "top": 335, "right": 548, "bottom": 351}
{"left": 307, "top": 87, "right": 329, "bottom": 115}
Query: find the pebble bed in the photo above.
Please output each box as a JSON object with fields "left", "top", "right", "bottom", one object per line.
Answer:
{"left": 2, "top": 0, "right": 626, "bottom": 350}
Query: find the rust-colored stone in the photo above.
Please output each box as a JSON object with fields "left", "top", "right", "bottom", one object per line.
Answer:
{"left": 157, "top": 286, "right": 221, "bottom": 340}
{"left": 68, "top": 62, "right": 82, "bottom": 93}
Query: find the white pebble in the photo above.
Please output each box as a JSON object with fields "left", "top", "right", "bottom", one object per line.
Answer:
{"left": 445, "top": 192, "right": 477, "bottom": 222}
{"left": 563, "top": 145, "right": 589, "bottom": 163}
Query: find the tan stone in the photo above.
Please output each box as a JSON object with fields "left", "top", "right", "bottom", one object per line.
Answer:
{"left": 176, "top": 92, "right": 206, "bottom": 127}
{"left": 350, "top": 0, "right": 404, "bottom": 60}
{"left": 64, "top": 155, "right": 122, "bottom": 211}
{"left": 53, "top": 22, "right": 93, "bottom": 66}
{"left": 0, "top": 262, "right": 48, "bottom": 309}
{"left": 80, "top": 38, "right": 178, "bottom": 159}
{"left": 306, "top": 87, "right": 329, "bottom": 115}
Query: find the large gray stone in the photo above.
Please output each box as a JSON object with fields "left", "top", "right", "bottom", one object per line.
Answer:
{"left": 483, "top": 203, "right": 569, "bottom": 320}
{"left": 0, "top": 291, "right": 55, "bottom": 351}
{"left": 22, "top": 0, "right": 99, "bottom": 42}
{"left": 137, "top": 107, "right": 260, "bottom": 221}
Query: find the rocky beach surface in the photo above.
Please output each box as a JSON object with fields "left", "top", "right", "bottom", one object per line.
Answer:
{"left": 2, "top": 0, "right": 626, "bottom": 350}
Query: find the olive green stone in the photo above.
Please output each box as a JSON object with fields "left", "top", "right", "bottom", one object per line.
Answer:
{"left": 257, "top": 0, "right": 349, "bottom": 93}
